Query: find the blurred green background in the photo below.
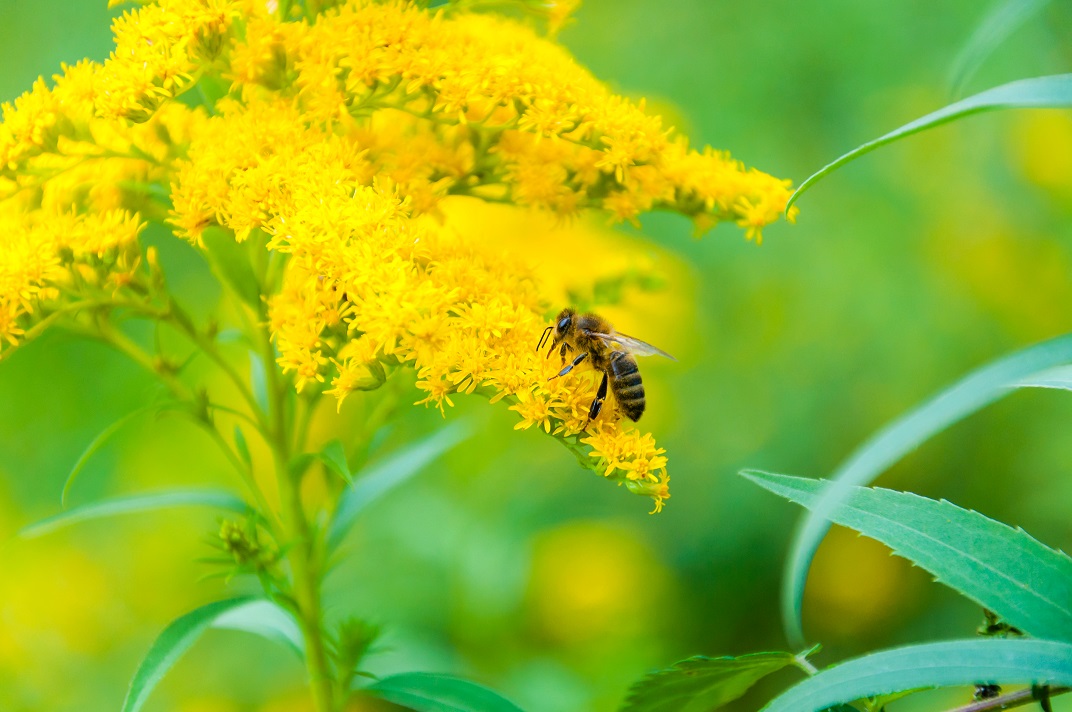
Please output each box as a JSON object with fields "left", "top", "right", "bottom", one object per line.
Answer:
{"left": 2, "top": 1, "right": 1072, "bottom": 711}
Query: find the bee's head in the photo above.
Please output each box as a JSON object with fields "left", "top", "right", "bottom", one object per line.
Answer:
{"left": 554, "top": 307, "right": 575, "bottom": 338}
{"left": 537, "top": 307, "right": 576, "bottom": 354}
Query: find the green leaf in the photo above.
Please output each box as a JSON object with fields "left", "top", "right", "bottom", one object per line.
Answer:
{"left": 948, "top": 0, "right": 1050, "bottom": 99}
{"left": 122, "top": 597, "right": 301, "bottom": 712}
{"left": 62, "top": 403, "right": 173, "bottom": 506}
{"left": 319, "top": 439, "right": 353, "bottom": 485}
{"left": 327, "top": 420, "right": 472, "bottom": 551}
{"left": 861, "top": 689, "right": 923, "bottom": 712}
{"left": 779, "top": 332, "right": 1072, "bottom": 647}
{"left": 211, "top": 599, "right": 304, "bottom": 658}
{"left": 787, "top": 74, "right": 1072, "bottom": 212}
{"left": 744, "top": 471, "right": 1072, "bottom": 642}
{"left": 363, "top": 672, "right": 525, "bottom": 712}
{"left": 200, "top": 226, "right": 262, "bottom": 309}
{"left": 233, "top": 425, "right": 253, "bottom": 469}
{"left": 20, "top": 489, "right": 248, "bottom": 538}
{"left": 249, "top": 349, "right": 268, "bottom": 413}
{"left": 760, "top": 639, "right": 1072, "bottom": 712}
{"left": 620, "top": 653, "right": 798, "bottom": 712}
{"left": 1018, "top": 364, "right": 1072, "bottom": 391}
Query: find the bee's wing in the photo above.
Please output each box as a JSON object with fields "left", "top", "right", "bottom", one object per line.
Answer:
{"left": 592, "top": 332, "right": 678, "bottom": 361}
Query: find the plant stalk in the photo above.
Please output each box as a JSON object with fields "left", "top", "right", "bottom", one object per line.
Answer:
{"left": 944, "top": 685, "right": 1068, "bottom": 712}
{"left": 262, "top": 320, "right": 336, "bottom": 712}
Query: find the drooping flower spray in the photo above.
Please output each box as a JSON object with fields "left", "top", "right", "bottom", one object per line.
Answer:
{"left": 1, "top": 1, "right": 795, "bottom": 708}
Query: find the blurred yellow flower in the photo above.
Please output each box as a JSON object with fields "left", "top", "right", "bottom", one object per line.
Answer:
{"left": 527, "top": 521, "right": 671, "bottom": 645}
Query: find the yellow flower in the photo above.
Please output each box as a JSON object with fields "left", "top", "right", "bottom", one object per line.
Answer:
{"left": 0, "top": 0, "right": 798, "bottom": 511}
{"left": 511, "top": 386, "right": 557, "bottom": 433}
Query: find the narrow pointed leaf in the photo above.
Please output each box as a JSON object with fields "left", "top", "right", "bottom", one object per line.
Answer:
{"left": 233, "top": 425, "right": 252, "bottom": 469}
{"left": 781, "top": 332, "right": 1072, "bottom": 647}
{"left": 948, "top": 0, "right": 1050, "bottom": 98}
{"left": 327, "top": 420, "right": 472, "bottom": 550}
{"left": 760, "top": 639, "right": 1072, "bottom": 712}
{"left": 363, "top": 672, "right": 524, "bottom": 712}
{"left": 122, "top": 597, "right": 301, "bottom": 712}
{"left": 20, "top": 489, "right": 248, "bottom": 538}
{"left": 62, "top": 404, "right": 173, "bottom": 506}
{"left": 211, "top": 599, "right": 304, "bottom": 658}
{"left": 745, "top": 471, "right": 1072, "bottom": 642}
{"left": 788, "top": 74, "right": 1072, "bottom": 211}
{"left": 249, "top": 350, "right": 268, "bottom": 413}
{"left": 201, "top": 226, "right": 262, "bottom": 308}
{"left": 621, "top": 653, "right": 797, "bottom": 712}
{"left": 319, "top": 439, "right": 353, "bottom": 485}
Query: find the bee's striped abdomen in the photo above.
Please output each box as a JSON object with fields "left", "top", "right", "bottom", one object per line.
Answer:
{"left": 609, "top": 350, "right": 645, "bottom": 421}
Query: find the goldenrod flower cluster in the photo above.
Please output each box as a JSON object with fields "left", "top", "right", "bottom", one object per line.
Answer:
{"left": 0, "top": 0, "right": 797, "bottom": 513}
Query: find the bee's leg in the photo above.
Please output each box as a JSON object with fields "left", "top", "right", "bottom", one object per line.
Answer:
{"left": 549, "top": 351, "right": 587, "bottom": 380}
{"left": 584, "top": 370, "right": 610, "bottom": 428}
{"left": 558, "top": 342, "right": 573, "bottom": 364}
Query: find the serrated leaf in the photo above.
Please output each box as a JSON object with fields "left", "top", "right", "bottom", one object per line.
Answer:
{"left": 780, "top": 332, "right": 1072, "bottom": 647}
{"left": 620, "top": 653, "right": 797, "bottom": 712}
{"left": 760, "top": 639, "right": 1072, "bottom": 712}
{"left": 319, "top": 439, "right": 353, "bottom": 485}
{"left": 122, "top": 597, "right": 302, "bottom": 712}
{"left": 20, "top": 489, "right": 248, "bottom": 538}
{"left": 327, "top": 420, "right": 472, "bottom": 551}
{"left": 744, "top": 471, "right": 1072, "bottom": 642}
{"left": 1018, "top": 364, "right": 1072, "bottom": 391}
{"left": 948, "top": 0, "right": 1050, "bottom": 98}
{"left": 201, "top": 226, "right": 262, "bottom": 309}
{"left": 363, "top": 672, "right": 524, "bottom": 712}
{"left": 861, "top": 689, "right": 922, "bottom": 712}
{"left": 787, "top": 74, "right": 1072, "bottom": 212}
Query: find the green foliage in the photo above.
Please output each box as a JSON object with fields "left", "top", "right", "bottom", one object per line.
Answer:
{"left": 233, "top": 424, "right": 253, "bottom": 469}
{"left": 200, "top": 226, "right": 264, "bottom": 309}
{"left": 249, "top": 348, "right": 269, "bottom": 413}
{"left": 318, "top": 439, "right": 354, "bottom": 485}
{"left": 61, "top": 403, "right": 165, "bottom": 506}
{"left": 122, "top": 597, "right": 302, "bottom": 712}
{"left": 212, "top": 599, "right": 305, "bottom": 657}
{"left": 759, "top": 639, "right": 1072, "bottom": 712}
{"left": 19, "top": 489, "right": 248, "bottom": 538}
{"left": 780, "top": 332, "right": 1072, "bottom": 646}
{"left": 327, "top": 420, "right": 473, "bottom": 551}
{"left": 1018, "top": 364, "right": 1072, "bottom": 391}
{"left": 787, "top": 74, "right": 1072, "bottom": 212}
{"left": 744, "top": 471, "right": 1072, "bottom": 642}
{"left": 362, "top": 672, "right": 526, "bottom": 712}
{"left": 618, "top": 652, "right": 800, "bottom": 712}
{"left": 333, "top": 617, "right": 381, "bottom": 692}
{"left": 948, "top": 0, "right": 1050, "bottom": 98}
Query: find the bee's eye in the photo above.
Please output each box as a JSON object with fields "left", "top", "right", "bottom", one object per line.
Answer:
{"left": 557, "top": 316, "right": 570, "bottom": 331}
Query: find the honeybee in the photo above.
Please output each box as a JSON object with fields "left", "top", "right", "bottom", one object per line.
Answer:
{"left": 537, "top": 307, "right": 676, "bottom": 424}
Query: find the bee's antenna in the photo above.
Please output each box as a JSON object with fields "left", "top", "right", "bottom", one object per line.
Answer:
{"left": 537, "top": 325, "right": 553, "bottom": 352}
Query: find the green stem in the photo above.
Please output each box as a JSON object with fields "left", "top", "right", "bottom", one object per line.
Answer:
{"left": 96, "top": 317, "right": 277, "bottom": 522}
{"left": 792, "top": 654, "right": 819, "bottom": 677}
{"left": 165, "top": 298, "right": 268, "bottom": 429}
{"left": 194, "top": 416, "right": 280, "bottom": 529}
{"left": 944, "top": 686, "right": 1069, "bottom": 712}
{"left": 261, "top": 319, "right": 335, "bottom": 712}
{"left": 97, "top": 319, "right": 193, "bottom": 401}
